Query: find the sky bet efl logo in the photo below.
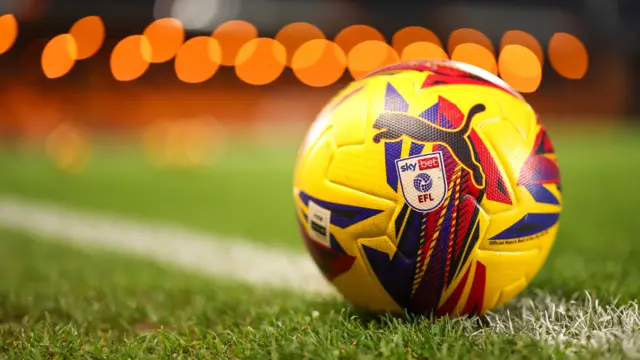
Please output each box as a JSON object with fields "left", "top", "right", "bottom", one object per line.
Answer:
{"left": 395, "top": 152, "right": 448, "bottom": 213}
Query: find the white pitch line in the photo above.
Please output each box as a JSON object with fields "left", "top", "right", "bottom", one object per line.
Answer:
{"left": 480, "top": 291, "right": 640, "bottom": 356}
{"left": 0, "top": 195, "right": 638, "bottom": 356}
{"left": 0, "top": 195, "right": 333, "bottom": 295}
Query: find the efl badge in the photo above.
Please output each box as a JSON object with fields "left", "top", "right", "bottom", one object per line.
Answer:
{"left": 396, "top": 152, "right": 448, "bottom": 212}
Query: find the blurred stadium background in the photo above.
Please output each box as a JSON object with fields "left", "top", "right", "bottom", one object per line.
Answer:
{"left": 1, "top": 0, "right": 637, "bottom": 151}
{"left": 1, "top": 0, "right": 640, "bottom": 357}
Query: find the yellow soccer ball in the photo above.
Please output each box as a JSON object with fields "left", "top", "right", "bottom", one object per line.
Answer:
{"left": 293, "top": 60, "right": 562, "bottom": 316}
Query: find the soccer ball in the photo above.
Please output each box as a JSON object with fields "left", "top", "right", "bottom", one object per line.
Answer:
{"left": 293, "top": 59, "right": 562, "bottom": 316}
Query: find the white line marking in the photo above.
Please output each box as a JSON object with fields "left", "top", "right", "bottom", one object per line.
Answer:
{"left": 0, "top": 195, "right": 638, "bottom": 356}
{"left": 480, "top": 291, "right": 640, "bottom": 356}
{"left": 0, "top": 195, "right": 334, "bottom": 295}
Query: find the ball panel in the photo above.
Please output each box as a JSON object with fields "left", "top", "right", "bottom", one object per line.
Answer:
{"left": 468, "top": 123, "right": 518, "bottom": 215}
{"left": 476, "top": 223, "right": 559, "bottom": 311}
{"left": 495, "top": 93, "right": 539, "bottom": 140}
{"left": 478, "top": 119, "right": 535, "bottom": 192}
{"left": 328, "top": 144, "right": 399, "bottom": 203}
{"left": 334, "top": 238, "right": 403, "bottom": 313}
{"left": 329, "top": 84, "right": 373, "bottom": 148}
{"left": 478, "top": 120, "right": 562, "bottom": 252}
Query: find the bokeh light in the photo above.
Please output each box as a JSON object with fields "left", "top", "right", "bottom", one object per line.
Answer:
{"left": 41, "top": 34, "right": 78, "bottom": 79}
{"left": 292, "top": 39, "right": 346, "bottom": 87}
{"left": 175, "top": 36, "right": 221, "bottom": 84}
{"left": 548, "top": 32, "right": 588, "bottom": 79}
{"left": 143, "top": 17, "right": 185, "bottom": 63}
{"left": 448, "top": 28, "right": 495, "bottom": 56}
{"left": 0, "top": 14, "right": 19, "bottom": 55}
{"left": 212, "top": 20, "right": 258, "bottom": 66}
{"left": 348, "top": 40, "right": 399, "bottom": 80}
{"left": 110, "top": 35, "right": 152, "bottom": 81}
{"left": 392, "top": 26, "right": 442, "bottom": 55}
{"left": 334, "top": 25, "right": 385, "bottom": 56}
{"left": 45, "top": 122, "right": 92, "bottom": 174}
{"left": 235, "top": 38, "right": 286, "bottom": 85}
{"left": 275, "top": 22, "right": 325, "bottom": 67}
{"left": 401, "top": 41, "right": 449, "bottom": 62}
{"left": 498, "top": 44, "right": 542, "bottom": 93}
{"left": 500, "top": 30, "right": 544, "bottom": 65}
{"left": 69, "top": 16, "right": 105, "bottom": 60}
{"left": 451, "top": 43, "right": 497, "bottom": 75}
{"left": 144, "top": 120, "right": 217, "bottom": 170}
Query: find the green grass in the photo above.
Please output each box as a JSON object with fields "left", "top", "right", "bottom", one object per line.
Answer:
{"left": 0, "top": 228, "right": 604, "bottom": 359}
{"left": 0, "top": 125, "right": 639, "bottom": 358}
{"left": 0, "top": 142, "right": 301, "bottom": 249}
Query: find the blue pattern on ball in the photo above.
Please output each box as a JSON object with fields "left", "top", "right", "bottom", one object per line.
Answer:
{"left": 413, "top": 173, "right": 433, "bottom": 193}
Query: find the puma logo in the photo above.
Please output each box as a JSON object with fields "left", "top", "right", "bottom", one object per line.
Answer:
{"left": 373, "top": 104, "right": 487, "bottom": 188}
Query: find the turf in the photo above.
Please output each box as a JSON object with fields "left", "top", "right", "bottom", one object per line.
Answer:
{"left": 0, "top": 127, "right": 639, "bottom": 299}
{"left": 0, "top": 125, "right": 639, "bottom": 358}
{"left": 0, "top": 142, "right": 300, "bottom": 248}
{"left": 0, "top": 228, "right": 615, "bottom": 359}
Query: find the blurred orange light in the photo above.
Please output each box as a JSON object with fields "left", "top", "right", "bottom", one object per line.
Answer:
{"left": 144, "top": 121, "right": 217, "bottom": 170}
{"left": 392, "top": 26, "right": 442, "bottom": 55}
{"left": 143, "top": 17, "right": 185, "bottom": 63}
{"left": 45, "top": 122, "right": 92, "bottom": 174}
{"left": 175, "top": 36, "right": 221, "bottom": 84}
{"left": 548, "top": 32, "right": 588, "bottom": 79}
{"left": 292, "top": 39, "right": 346, "bottom": 87}
{"left": 69, "top": 16, "right": 105, "bottom": 60}
{"left": 235, "top": 38, "right": 286, "bottom": 85}
{"left": 448, "top": 28, "right": 495, "bottom": 56}
{"left": 498, "top": 44, "right": 542, "bottom": 93}
{"left": 212, "top": 20, "right": 258, "bottom": 66}
{"left": 275, "top": 22, "right": 325, "bottom": 67}
{"left": 401, "top": 42, "right": 449, "bottom": 62}
{"left": 348, "top": 40, "right": 399, "bottom": 80}
{"left": 110, "top": 35, "right": 152, "bottom": 81}
{"left": 334, "top": 25, "right": 385, "bottom": 56}
{"left": 500, "top": 30, "right": 544, "bottom": 66}
{"left": 41, "top": 34, "right": 77, "bottom": 79}
{"left": 451, "top": 43, "right": 497, "bottom": 75}
{"left": 0, "top": 14, "right": 19, "bottom": 55}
